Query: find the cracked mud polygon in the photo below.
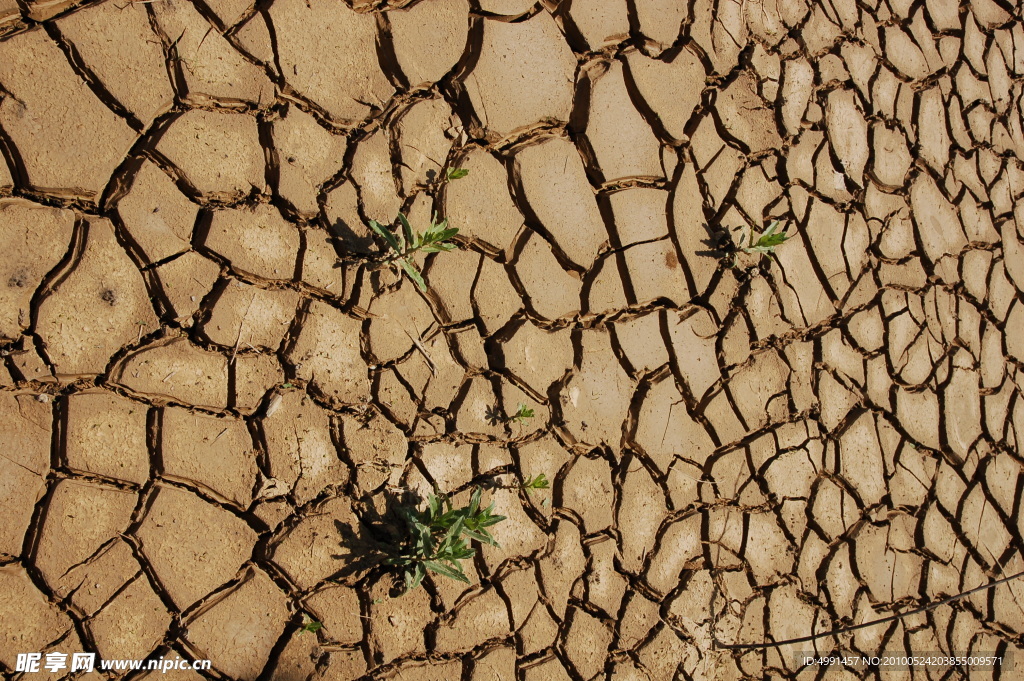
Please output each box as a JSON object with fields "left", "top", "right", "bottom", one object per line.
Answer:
{"left": 1, "top": 0, "right": 1024, "bottom": 679}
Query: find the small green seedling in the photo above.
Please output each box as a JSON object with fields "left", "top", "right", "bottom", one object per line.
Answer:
{"left": 521, "top": 473, "right": 550, "bottom": 494}
{"left": 299, "top": 614, "right": 322, "bottom": 634}
{"left": 741, "top": 220, "right": 789, "bottom": 256}
{"left": 368, "top": 212, "right": 459, "bottom": 292}
{"left": 445, "top": 167, "right": 469, "bottom": 181}
{"left": 509, "top": 403, "right": 535, "bottom": 425}
{"left": 386, "top": 487, "right": 505, "bottom": 593}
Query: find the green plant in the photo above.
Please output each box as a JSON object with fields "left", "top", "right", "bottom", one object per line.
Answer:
{"left": 386, "top": 487, "right": 505, "bottom": 592}
{"left": 509, "top": 402, "right": 535, "bottom": 424}
{"left": 741, "top": 220, "right": 789, "bottom": 256}
{"left": 298, "top": 614, "right": 322, "bottom": 634}
{"left": 725, "top": 220, "right": 790, "bottom": 269}
{"left": 521, "top": 473, "right": 549, "bottom": 493}
{"left": 368, "top": 212, "right": 459, "bottom": 292}
{"left": 445, "top": 167, "right": 469, "bottom": 181}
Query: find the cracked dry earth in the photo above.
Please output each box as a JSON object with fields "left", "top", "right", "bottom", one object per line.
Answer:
{"left": 3, "top": 0, "right": 1024, "bottom": 679}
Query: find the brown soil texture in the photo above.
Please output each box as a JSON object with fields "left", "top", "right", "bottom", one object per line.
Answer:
{"left": 2, "top": 0, "right": 1024, "bottom": 679}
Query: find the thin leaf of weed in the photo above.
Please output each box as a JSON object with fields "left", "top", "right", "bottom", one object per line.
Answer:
{"left": 368, "top": 218, "right": 401, "bottom": 253}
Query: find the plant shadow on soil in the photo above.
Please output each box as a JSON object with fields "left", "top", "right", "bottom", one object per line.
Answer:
{"left": 327, "top": 217, "right": 376, "bottom": 256}
{"left": 331, "top": 489, "right": 422, "bottom": 595}
{"left": 332, "top": 478, "right": 510, "bottom": 594}
{"left": 695, "top": 222, "right": 744, "bottom": 260}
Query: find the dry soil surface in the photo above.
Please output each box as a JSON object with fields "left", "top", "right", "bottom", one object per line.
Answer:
{"left": 1, "top": 0, "right": 1024, "bottom": 679}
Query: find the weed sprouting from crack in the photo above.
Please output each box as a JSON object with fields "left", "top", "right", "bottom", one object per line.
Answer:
{"left": 742, "top": 220, "right": 789, "bottom": 255}
{"left": 484, "top": 402, "right": 535, "bottom": 427}
{"left": 521, "top": 472, "right": 549, "bottom": 494}
{"left": 720, "top": 219, "right": 790, "bottom": 270}
{"left": 298, "top": 613, "right": 322, "bottom": 634}
{"left": 385, "top": 486, "right": 505, "bottom": 593}
{"left": 727, "top": 220, "right": 790, "bottom": 269}
{"left": 509, "top": 402, "right": 534, "bottom": 425}
{"left": 365, "top": 168, "right": 469, "bottom": 292}
{"left": 368, "top": 212, "right": 459, "bottom": 292}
